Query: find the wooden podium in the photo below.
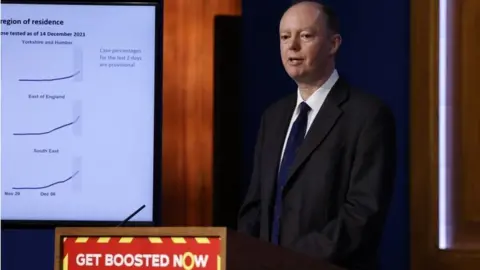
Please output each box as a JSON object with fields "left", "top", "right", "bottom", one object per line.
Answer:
{"left": 55, "top": 227, "right": 343, "bottom": 270}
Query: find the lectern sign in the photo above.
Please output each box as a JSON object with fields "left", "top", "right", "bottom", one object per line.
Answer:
{"left": 62, "top": 236, "right": 222, "bottom": 270}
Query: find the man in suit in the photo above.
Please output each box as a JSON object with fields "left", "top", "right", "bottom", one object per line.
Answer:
{"left": 237, "top": 1, "right": 396, "bottom": 269}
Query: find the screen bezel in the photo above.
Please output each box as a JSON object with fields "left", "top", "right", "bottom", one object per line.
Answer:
{"left": 1, "top": 0, "right": 163, "bottom": 228}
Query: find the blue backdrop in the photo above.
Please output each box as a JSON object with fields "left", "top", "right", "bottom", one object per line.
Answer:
{"left": 2, "top": 1, "right": 409, "bottom": 269}
{"left": 240, "top": 0, "right": 410, "bottom": 269}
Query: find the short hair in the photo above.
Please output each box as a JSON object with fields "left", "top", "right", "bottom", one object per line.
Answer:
{"left": 290, "top": 0, "right": 340, "bottom": 34}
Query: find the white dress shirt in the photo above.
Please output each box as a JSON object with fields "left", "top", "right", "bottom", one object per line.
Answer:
{"left": 279, "top": 69, "right": 339, "bottom": 163}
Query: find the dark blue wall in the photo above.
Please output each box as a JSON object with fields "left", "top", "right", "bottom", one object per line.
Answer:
{"left": 2, "top": 229, "right": 55, "bottom": 270}
{"left": 241, "top": 0, "right": 410, "bottom": 269}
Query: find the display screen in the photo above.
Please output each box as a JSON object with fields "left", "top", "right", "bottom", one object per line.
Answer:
{"left": 1, "top": 2, "right": 159, "bottom": 223}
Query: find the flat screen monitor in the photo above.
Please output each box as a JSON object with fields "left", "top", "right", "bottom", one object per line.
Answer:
{"left": 0, "top": 1, "right": 162, "bottom": 226}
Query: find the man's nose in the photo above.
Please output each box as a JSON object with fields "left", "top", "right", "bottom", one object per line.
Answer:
{"left": 288, "top": 36, "right": 300, "bottom": 51}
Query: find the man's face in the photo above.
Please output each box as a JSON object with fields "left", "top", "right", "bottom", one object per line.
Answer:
{"left": 279, "top": 4, "right": 332, "bottom": 83}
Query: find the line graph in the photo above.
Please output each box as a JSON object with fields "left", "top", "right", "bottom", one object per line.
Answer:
{"left": 13, "top": 116, "right": 80, "bottom": 136}
{"left": 12, "top": 171, "right": 79, "bottom": 190}
{"left": 18, "top": 71, "right": 81, "bottom": 82}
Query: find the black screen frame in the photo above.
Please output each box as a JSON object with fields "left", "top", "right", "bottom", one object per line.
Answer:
{"left": 1, "top": 0, "right": 163, "bottom": 228}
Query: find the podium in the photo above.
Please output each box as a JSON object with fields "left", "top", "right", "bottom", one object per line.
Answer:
{"left": 55, "top": 227, "right": 343, "bottom": 270}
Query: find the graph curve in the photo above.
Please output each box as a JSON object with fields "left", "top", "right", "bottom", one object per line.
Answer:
{"left": 13, "top": 116, "right": 80, "bottom": 136}
{"left": 18, "top": 71, "right": 81, "bottom": 82}
{"left": 12, "top": 171, "right": 79, "bottom": 190}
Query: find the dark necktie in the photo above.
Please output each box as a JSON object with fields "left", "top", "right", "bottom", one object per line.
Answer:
{"left": 271, "top": 102, "right": 311, "bottom": 245}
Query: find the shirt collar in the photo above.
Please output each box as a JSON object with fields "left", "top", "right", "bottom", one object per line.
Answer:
{"left": 295, "top": 69, "right": 339, "bottom": 113}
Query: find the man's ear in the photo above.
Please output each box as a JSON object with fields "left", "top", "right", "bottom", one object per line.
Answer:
{"left": 329, "top": 33, "right": 342, "bottom": 55}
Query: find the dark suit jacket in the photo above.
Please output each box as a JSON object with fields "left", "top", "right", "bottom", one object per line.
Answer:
{"left": 237, "top": 78, "right": 396, "bottom": 270}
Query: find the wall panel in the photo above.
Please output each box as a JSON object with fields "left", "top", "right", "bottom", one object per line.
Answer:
{"left": 411, "top": 0, "right": 480, "bottom": 268}
{"left": 162, "top": 0, "right": 241, "bottom": 226}
{"left": 453, "top": 0, "right": 480, "bottom": 249}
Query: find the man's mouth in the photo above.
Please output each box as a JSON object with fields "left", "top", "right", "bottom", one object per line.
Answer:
{"left": 288, "top": 57, "right": 304, "bottom": 65}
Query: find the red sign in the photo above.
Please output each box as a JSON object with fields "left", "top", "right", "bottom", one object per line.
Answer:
{"left": 62, "top": 236, "right": 221, "bottom": 270}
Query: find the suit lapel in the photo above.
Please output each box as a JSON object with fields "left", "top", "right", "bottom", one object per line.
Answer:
{"left": 263, "top": 94, "right": 296, "bottom": 204}
{"left": 285, "top": 79, "right": 349, "bottom": 186}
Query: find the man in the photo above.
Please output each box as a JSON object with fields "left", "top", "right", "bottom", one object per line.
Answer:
{"left": 237, "top": 1, "right": 396, "bottom": 269}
